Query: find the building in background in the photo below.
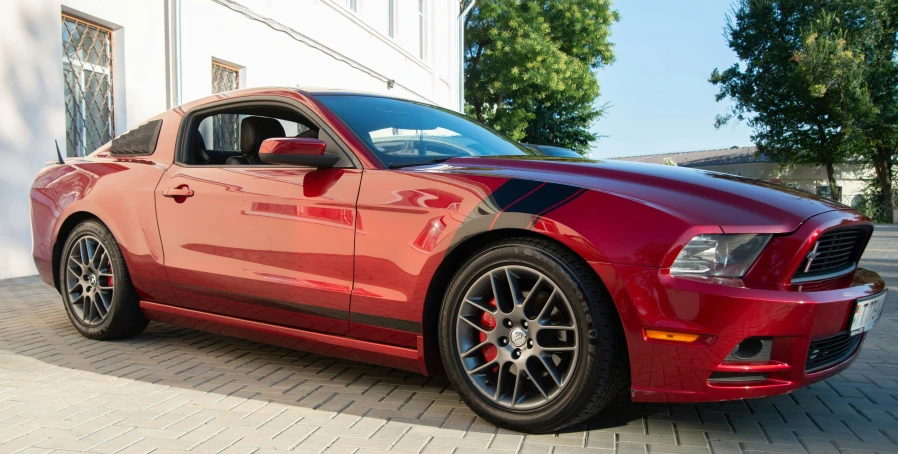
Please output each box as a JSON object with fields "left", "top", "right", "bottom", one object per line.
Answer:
{"left": 615, "top": 146, "right": 872, "bottom": 206}
{"left": 0, "top": 0, "right": 463, "bottom": 278}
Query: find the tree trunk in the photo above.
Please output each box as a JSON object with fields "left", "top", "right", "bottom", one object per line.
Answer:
{"left": 872, "top": 145, "right": 895, "bottom": 224}
{"left": 467, "top": 42, "right": 487, "bottom": 123}
{"left": 824, "top": 158, "right": 839, "bottom": 202}
{"left": 474, "top": 105, "right": 484, "bottom": 122}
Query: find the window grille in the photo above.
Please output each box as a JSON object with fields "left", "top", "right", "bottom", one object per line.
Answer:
{"left": 211, "top": 62, "right": 240, "bottom": 151}
{"left": 62, "top": 15, "right": 114, "bottom": 157}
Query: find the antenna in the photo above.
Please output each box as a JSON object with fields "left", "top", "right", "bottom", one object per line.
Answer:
{"left": 54, "top": 140, "right": 65, "bottom": 165}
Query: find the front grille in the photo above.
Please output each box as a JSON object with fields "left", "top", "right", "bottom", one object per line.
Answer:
{"left": 806, "top": 331, "right": 862, "bottom": 372}
{"left": 793, "top": 229, "right": 866, "bottom": 282}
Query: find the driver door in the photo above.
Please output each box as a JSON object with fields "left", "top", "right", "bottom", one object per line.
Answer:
{"left": 154, "top": 103, "right": 360, "bottom": 336}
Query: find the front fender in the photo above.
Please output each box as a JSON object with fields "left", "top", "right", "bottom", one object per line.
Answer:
{"left": 524, "top": 188, "right": 721, "bottom": 267}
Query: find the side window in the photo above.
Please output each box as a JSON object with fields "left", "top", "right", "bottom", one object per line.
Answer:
{"left": 189, "top": 113, "right": 315, "bottom": 165}
{"left": 196, "top": 116, "right": 308, "bottom": 153}
{"left": 182, "top": 105, "right": 349, "bottom": 166}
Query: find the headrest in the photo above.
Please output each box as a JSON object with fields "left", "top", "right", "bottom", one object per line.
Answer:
{"left": 193, "top": 130, "right": 211, "bottom": 164}
{"left": 240, "top": 116, "right": 286, "bottom": 154}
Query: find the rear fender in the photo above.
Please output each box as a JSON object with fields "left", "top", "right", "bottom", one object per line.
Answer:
{"left": 31, "top": 158, "right": 174, "bottom": 303}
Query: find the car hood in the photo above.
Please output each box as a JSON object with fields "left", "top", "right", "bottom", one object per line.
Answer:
{"left": 432, "top": 156, "right": 851, "bottom": 233}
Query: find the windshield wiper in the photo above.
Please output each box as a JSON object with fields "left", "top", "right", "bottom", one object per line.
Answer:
{"left": 388, "top": 157, "right": 453, "bottom": 169}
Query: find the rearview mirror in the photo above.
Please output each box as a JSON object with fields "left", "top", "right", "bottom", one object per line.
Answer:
{"left": 258, "top": 138, "right": 340, "bottom": 168}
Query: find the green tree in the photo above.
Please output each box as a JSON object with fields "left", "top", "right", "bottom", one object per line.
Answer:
{"left": 712, "top": 0, "right": 898, "bottom": 222}
{"left": 851, "top": 0, "right": 897, "bottom": 223}
{"left": 793, "top": 2, "right": 898, "bottom": 222}
{"left": 464, "top": 0, "right": 619, "bottom": 154}
{"left": 710, "top": 0, "right": 853, "bottom": 198}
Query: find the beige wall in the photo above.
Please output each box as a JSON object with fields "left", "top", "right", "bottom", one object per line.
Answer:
{"left": 693, "top": 162, "right": 872, "bottom": 205}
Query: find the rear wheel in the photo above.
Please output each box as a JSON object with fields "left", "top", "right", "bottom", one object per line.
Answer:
{"left": 439, "top": 238, "right": 627, "bottom": 433}
{"left": 59, "top": 220, "right": 149, "bottom": 340}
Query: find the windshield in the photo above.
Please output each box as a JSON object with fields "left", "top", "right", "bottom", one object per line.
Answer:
{"left": 317, "top": 95, "right": 533, "bottom": 167}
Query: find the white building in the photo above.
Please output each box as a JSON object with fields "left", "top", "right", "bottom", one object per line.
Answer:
{"left": 0, "top": 0, "right": 464, "bottom": 279}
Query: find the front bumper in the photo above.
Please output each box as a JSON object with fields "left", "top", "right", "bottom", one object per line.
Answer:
{"left": 592, "top": 262, "right": 885, "bottom": 403}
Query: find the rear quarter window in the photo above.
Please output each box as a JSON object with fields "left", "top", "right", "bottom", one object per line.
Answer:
{"left": 109, "top": 119, "right": 163, "bottom": 156}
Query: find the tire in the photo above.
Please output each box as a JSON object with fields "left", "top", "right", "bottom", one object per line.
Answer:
{"left": 439, "top": 237, "right": 628, "bottom": 433}
{"left": 58, "top": 220, "right": 149, "bottom": 340}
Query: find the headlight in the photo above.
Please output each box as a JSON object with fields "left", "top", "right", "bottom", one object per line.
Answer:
{"left": 670, "top": 234, "right": 771, "bottom": 277}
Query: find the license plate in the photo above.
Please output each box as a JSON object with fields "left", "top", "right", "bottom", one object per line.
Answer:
{"left": 850, "top": 291, "right": 887, "bottom": 336}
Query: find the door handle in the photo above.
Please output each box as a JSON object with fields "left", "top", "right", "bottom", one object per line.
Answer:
{"left": 162, "top": 186, "right": 194, "bottom": 199}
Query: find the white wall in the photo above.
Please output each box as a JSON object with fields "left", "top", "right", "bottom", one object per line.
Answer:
{"left": 0, "top": 0, "right": 459, "bottom": 279}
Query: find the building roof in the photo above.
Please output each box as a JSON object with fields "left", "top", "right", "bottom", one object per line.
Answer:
{"left": 614, "top": 146, "right": 767, "bottom": 167}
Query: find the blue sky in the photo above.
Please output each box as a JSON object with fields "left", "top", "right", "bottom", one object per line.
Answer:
{"left": 590, "top": 0, "right": 754, "bottom": 159}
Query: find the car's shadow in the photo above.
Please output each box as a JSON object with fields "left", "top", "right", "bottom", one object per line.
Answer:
{"left": 0, "top": 276, "right": 657, "bottom": 441}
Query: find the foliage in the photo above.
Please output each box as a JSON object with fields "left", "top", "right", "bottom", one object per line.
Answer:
{"left": 710, "top": 0, "right": 853, "bottom": 195}
{"left": 711, "top": 0, "right": 898, "bottom": 222}
{"left": 464, "top": 0, "right": 619, "bottom": 154}
{"left": 795, "top": 0, "right": 898, "bottom": 222}
{"left": 522, "top": 98, "right": 608, "bottom": 153}
{"left": 852, "top": 175, "right": 898, "bottom": 223}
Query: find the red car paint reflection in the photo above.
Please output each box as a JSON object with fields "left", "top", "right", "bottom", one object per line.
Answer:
{"left": 30, "top": 87, "right": 884, "bottom": 403}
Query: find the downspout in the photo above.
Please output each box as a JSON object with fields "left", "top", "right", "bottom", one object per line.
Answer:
{"left": 174, "top": 0, "right": 182, "bottom": 106}
{"left": 164, "top": 0, "right": 183, "bottom": 109}
{"left": 457, "top": 0, "right": 476, "bottom": 113}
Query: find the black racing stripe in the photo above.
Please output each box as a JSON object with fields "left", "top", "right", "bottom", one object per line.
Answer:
{"left": 499, "top": 183, "right": 583, "bottom": 220}
{"left": 461, "top": 179, "right": 545, "bottom": 225}
{"left": 351, "top": 313, "right": 421, "bottom": 333}
{"left": 449, "top": 179, "right": 544, "bottom": 237}
{"left": 528, "top": 187, "right": 588, "bottom": 228}
{"left": 171, "top": 282, "right": 349, "bottom": 321}
{"left": 488, "top": 179, "right": 545, "bottom": 211}
{"left": 448, "top": 178, "right": 587, "bottom": 252}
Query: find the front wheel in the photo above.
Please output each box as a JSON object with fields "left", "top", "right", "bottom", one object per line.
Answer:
{"left": 439, "top": 238, "right": 628, "bottom": 433}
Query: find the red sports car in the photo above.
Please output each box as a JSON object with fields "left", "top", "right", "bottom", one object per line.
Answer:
{"left": 30, "top": 88, "right": 886, "bottom": 432}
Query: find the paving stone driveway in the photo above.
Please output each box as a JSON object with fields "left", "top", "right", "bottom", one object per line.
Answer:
{"left": 1, "top": 227, "right": 896, "bottom": 454}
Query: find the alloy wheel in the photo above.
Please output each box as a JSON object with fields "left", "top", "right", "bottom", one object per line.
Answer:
{"left": 455, "top": 265, "right": 579, "bottom": 410}
{"left": 65, "top": 235, "right": 115, "bottom": 325}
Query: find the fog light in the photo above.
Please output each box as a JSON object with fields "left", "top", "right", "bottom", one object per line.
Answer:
{"left": 734, "top": 338, "right": 764, "bottom": 359}
{"left": 724, "top": 337, "right": 772, "bottom": 362}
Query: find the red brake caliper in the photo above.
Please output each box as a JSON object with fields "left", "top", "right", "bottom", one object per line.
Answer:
{"left": 480, "top": 298, "right": 498, "bottom": 364}
{"left": 107, "top": 260, "right": 113, "bottom": 287}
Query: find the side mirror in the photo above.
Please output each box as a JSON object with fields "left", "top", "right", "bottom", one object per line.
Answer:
{"left": 258, "top": 138, "right": 340, "bottom": 168}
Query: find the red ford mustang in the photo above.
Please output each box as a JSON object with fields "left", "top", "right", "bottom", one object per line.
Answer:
{"left": 30, "top": 88, "right": 886, "bottom": 432}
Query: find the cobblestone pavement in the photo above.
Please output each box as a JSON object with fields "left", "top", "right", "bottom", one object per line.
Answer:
{"left": 1, "top": 227, "right": 896, "bottom": 454}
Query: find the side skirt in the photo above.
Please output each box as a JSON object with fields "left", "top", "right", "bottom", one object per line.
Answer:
{"left": 140, "top": 301, "right": 425, "bottom": 374}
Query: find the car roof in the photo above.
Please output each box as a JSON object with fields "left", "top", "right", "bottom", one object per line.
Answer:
{"left": 300, "top": 87, "right": 391, "bottom": 97}
{"left": 178, "top": 86, "right": 429, "bottom": 112}
{"left": 300, "top": 87, "right": 433, "bottom": 105}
